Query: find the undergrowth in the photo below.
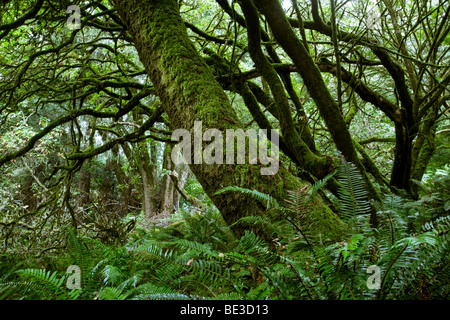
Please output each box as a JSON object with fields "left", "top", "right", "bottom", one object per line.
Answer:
{"left": 0, "top": 162, "right": 448, "bottom": 300}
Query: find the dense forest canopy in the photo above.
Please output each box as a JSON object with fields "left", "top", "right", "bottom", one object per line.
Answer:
{"left": 0, "top": 0, "right": 448, "bottom": 301}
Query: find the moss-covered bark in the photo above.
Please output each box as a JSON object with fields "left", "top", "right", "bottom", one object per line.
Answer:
{"left": 239, "top": 0, "right": 333, "bottom": 179}
{"left": 254, "top": 0, "right": 380, "bottom": 202}
{"left": 410, "top": 107, "right": 439, "bottom": 198}
{"left": 112, "top": 0, "right": 346, "bottom": 242}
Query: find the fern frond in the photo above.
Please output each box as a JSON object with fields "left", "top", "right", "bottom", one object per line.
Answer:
{"left": 307, "top": 171, "right": 337, "bottom": 202}
{"left": 231, "top": 215, "right": 280, "bottom": 236}
{"left": 423, "top": 215, "right": 450, "bottom": 236}
{"left": 66, "top": 228, "right": 92, "bottom": 291}
{"left": 136, "top": 293, "right": 191, "bottom": 300}
{"left": 337, "top": 160, "right": 372, "bottom": 230}
{"left": 101, "top": 265, "right": 126, "bottom": 286}
{"left": 215, "top": 186, "right": 279, "bottom": 209}
{"left": 2, "top": 268, "right": 81, "bottom": 300}
{"left": 174, "top": 238, "right": 215, "bottom": 257}
{"left": 98, "top": 286, "right": 128, "bottom": 300}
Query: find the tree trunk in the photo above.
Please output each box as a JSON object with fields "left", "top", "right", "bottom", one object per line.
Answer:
{"left": 99, "top": 160, "right": 115, "bottom": 214}
{"left": 132, "top": 109, "right": 161, "bottom": 220}
{"left": 109, "top": 145, "right": 133, "bottom": 217}
{"left": 173, "top": 163, "right": 188, "bottom": 211}
{"left": 112, "top": 0, "right": 347, "bottom": 241}
{"left": 390, "top": 122, "right": 413, "bottom": 194}
{"left": 253, "top": 0, "right": 380, "bottom": 202}
{"left": 160, "top": 144, "right": 175, "bottom": 214}
{"left": 410, "top": 106, "right": 439, "bottom": 198}
{"left": 20, "top": 163, "right": 44, "bottom": 212}
{"left": 137, "top": 140, "right": 160, "bottom": 219}
{"left": 76, "top": 160, "right": 91, "bottom": 216}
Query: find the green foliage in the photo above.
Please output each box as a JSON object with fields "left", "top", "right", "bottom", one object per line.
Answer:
{"left": 306, "top": 171, "right": 337, "bottom": 203}
{"left": 0, "top": 268, "right": 81, "bottom": 300}
{"left": 336, "top": 160, "right": 372, "bottom": 228}
{"left": 215, "top": 186, "right": 279, "bottom": 209}
{"left": 1, "top": 162, "right": 449, "bottom": 300}
{"left": 0, "top": 0, "right": 449, "bottom": 303}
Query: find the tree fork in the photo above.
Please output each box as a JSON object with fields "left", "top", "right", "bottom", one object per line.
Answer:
{"left": 112, "top": 0, "right": 347, "bottom": 241}
{"left": 253, "top": 0, "right": 381, "bottom": 202}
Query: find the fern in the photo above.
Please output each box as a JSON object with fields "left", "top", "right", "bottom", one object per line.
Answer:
{"left": 216, "top": 186, "right": 315, "bottom": 247}
{"left": 133, "top": 239, "right": 236, "bottom": 293}
{"left": 230, "top": 215, "right": 280, "bottom": 236}
{"left": 336, "top": 160, "right": 372, "bottom": 231}
{"left": 2, "top": 165, "right": 446, "bottom": 301}
{"left": 423, "top": 215, "right": 450, "bottom": 236}
{"left": 386, "top": 215, "right": 450, "bottom": 299}
{"left": 306, "top": 171, "right": 337, "bottom": 202}
{"left": 66, "top": 228, "right": 93, "bottom": 293}
{"left": 101, "top": 265, "right": 127, "bottom": 287}
{"left": 215, "top": 186, "right": 279, "bottom": 209}
{"left": 0, "top": 268, "right": 81, "bottom": 300}
{"left": 136, "top": 293, "right": 192, "bottom": 300}
{"left": 98, "top": 286, "right": 128, "bottom": 300}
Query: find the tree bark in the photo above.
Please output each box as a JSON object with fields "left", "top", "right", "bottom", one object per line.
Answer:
{"left": 173, "top": 164, "right": 188, "bottom": 211}
{"left": 76, "top": 160, "right": 91, "bottom": 216}
{"left": 252, "top": 0, "right": 380, "bottom": 202}
{"left": 110, "top": 144, "right": 133, "bottom": 217}
{"left": 137, "top": 141, "right": 160, "bottom": 219}
{"left": 410, "top": 106, "right": 439, "bottom": 198}
{"left": 160, "top": 143, "right": 176, "bottom": 214}
{"left": 112, "top": 0, "right": 346, "bottom": 241}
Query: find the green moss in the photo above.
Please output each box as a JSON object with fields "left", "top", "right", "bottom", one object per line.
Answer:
{"left": 115, "top": 0, "right": 347, "bottom": 242}
{"left": 219, "top": 162, "right": 347, "bottom": 242}
{"left": 305, "top": 200, "right": 348, "bottom": 243}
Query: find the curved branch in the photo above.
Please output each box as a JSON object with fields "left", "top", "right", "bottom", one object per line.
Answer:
{"left": 0, "top": 0, "right": 44, "bottom": 40}
{"left": 0, "top": 89, "right": 154, "bottom": 168}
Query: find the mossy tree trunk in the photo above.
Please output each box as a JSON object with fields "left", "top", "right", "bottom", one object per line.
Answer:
{"left": 110, "top": 144, "right": 134, "bottom": 217}
{"left": 410, "top": 106, "right": 439, "bottom": 198}
{"left": 76, "top": 161, "right": 91, "bottom": 215}
{"left": 160, "top": 144, "right": 176, "bottom": 215}
{"left": 125, "top": 107, "right": 161, "bottom": 219}
{"left": 112, "top": 0, "right": 346, "bottom": 241}
{"left": 136, "top": 141, "right": 160, "bottom": 219}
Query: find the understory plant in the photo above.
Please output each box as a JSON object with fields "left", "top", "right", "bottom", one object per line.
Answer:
{"left": 0, "top": 162, "right": 448, "bottom": 300}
